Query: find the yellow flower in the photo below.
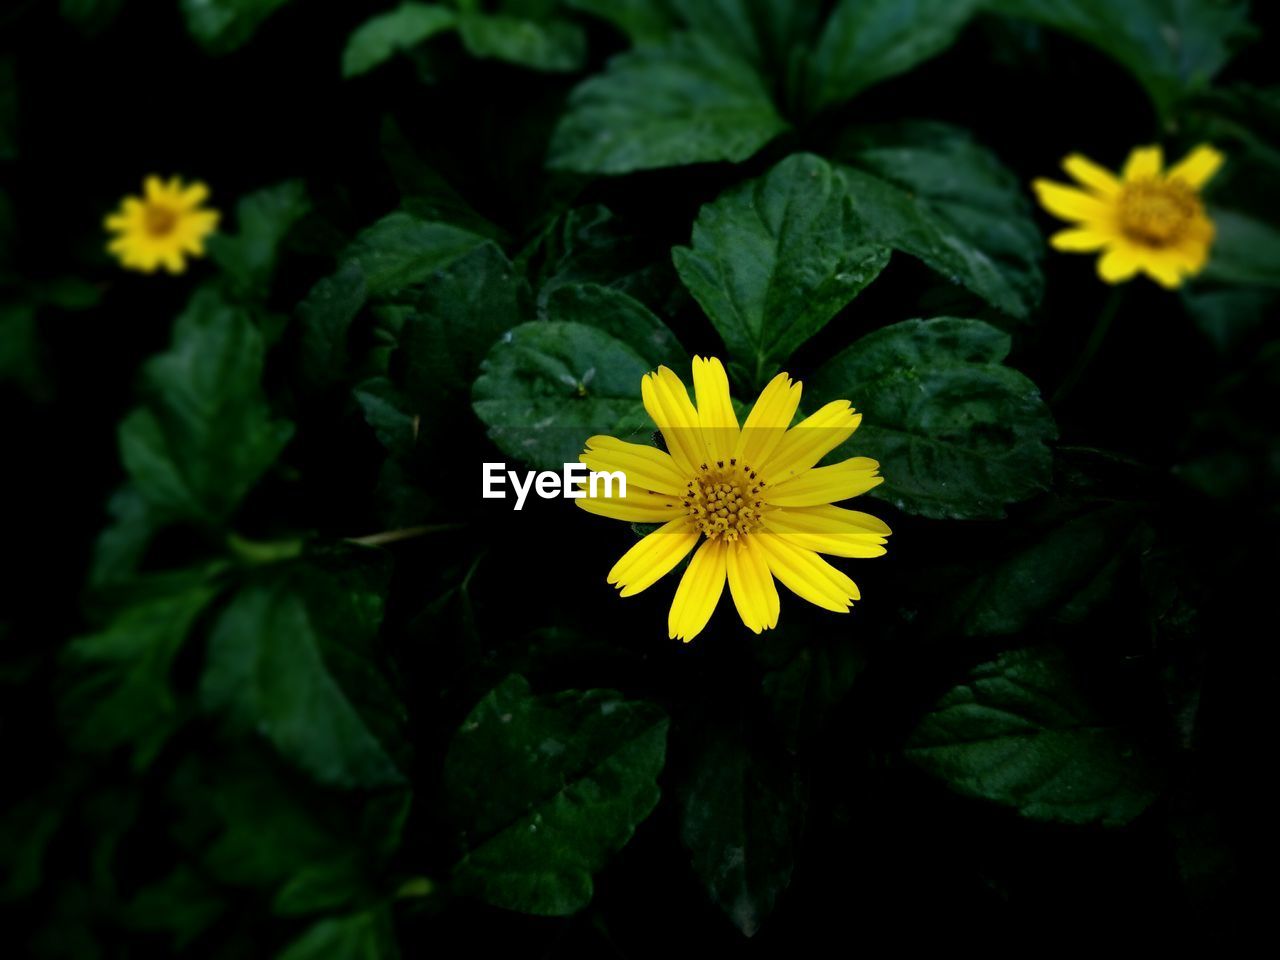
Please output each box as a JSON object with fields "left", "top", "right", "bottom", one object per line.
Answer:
{"left": 104, "top": 176, "right": 220, "bottom": 274}
{"left": 577, "top": 357, "right": 891, "bottom": 643}
{"left": 1032, "top": 144, "right": 1224, "bottom": 289}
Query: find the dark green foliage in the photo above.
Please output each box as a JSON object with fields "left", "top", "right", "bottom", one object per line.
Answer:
{"left": 472, "top": 320, "right": 655, "bottom": 468}
{"left": 117, "top": 288, "right": 295, "bottom": 525}
{"left": 673, "top": 154, "right": 890, "bottom": 387}
{"left": 445, "top": 675, "right": 668, "bottom": 914}
{"left": 988, "top": 0, "right": 1255, "bottom": 117}
{"left": 680, "top": 729, "right": 805, "bottom": 937}
{"left": 808, "top": 318, "right": 1057, "bottom": 519}
{"left": 905, "top": 645, "right": 1164, "bottom": 826}
{"left": 547, "top": 32, "right": 788, "bottom": 173}
{"left": 2, "top": 0, "right": 1269, "bottom": 954}
{"left": 831, "top": 121, "right": 1045, "bottom": 318}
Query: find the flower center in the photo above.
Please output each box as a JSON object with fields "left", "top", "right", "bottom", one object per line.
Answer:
{"left": 1116, "top": 179, "right": 1200, "bottom": 246}
{"left": 682, "top": 458, "right": 766, "bottom": 542}
{"left": 144, "top": 203, "right": 178, "bottom": 237}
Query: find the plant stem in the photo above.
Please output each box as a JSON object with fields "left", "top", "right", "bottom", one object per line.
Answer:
{"left": 226, "top": 533, "right": 304, "bottom": 565}
{"left": 1052, "top": 286, "right": 1124, "bottom": 407}
{"left": 345, "top": 523, "right": 463, "bottom": 547}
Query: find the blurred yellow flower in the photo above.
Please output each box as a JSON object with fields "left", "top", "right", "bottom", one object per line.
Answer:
{"left": 104, "top": 176, "right": 219, "bottom": 274}
{"left": 577, "top": 357, "right": 891, "bottom": 643}
{"left": 1033, "top": 144, "right": 1223, "bottom": 289}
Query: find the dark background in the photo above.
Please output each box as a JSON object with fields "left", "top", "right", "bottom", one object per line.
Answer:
{"left": 2, "top": 0, "right": 1274, "bottom": 954}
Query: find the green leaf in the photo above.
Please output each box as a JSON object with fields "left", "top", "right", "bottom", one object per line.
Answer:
{"left": 1182, "top": 284, "right": 1276, "bottom": 356}
{"left": 300, "top": 215, "right": 516, "bottom": 410}
{"left": 445, "top": 675, "right": 668, "bottom": 915}
{"left": 806, "top": 0, "right": 980, "bottom": 111}
{"left": 680, "top": 731, "right": 804, "bottom": 937}
{"left": 170, "top": 749, "right": 409, "bottom": 914}
{"left": 831, "top": 121, "right": 1043, "bottom": 318}
{"left": 61, "top": 577, "right": 222, "bottom": 768}
{"left": 953, "top": 504, "right": 1144, "bottom": 635}
{"left": 118, "top": 288, "right": 295, "bottom": 524}
{"left": 118, "top": 867, "right": 226, "bottom": 949}
{"left": 278, "top": 908, "right": 400, "bottom": 960}
{"left": 200, "top": 559, "right": 407, "bottom": 790}
{"left": 458, "top": 12, "right": 587, "bottom": 72}
{"left": 0, "top": 777, "right": 76, "bottom": 901}
{"left": 565, "top": 0, "right": 675, "bottom": 44}
{"left": 988, "top": 0, "right": 1255, "bottom": 117}
{"left": 547, "top": 31, "right": 788, "bottom": 174}
{"left": 380, "top": 118, "right": 504, "bottom": 238}
{"left": 1201, "top": 207, "right": 1280, "bottom": 287}
{"left": 760, "top": 632, "right": 865, "bottom": 746}
{"left": 517, "top": 204, "right": 677, "bottom": 316}
{"left": 180, "top": 0, "right": 296, "bottom": 54}
{"left": 343, "top": 212, "right": 491, "bottom": 298}
{"left": 32, "top": 275, "right": 103, "bottom": 311}
{"left": 209, "top": 181, "right": 311, "bottom": 300}
{"left": 342, "top": 3, "right": 458, "bottom": 78}
{"left": 295, "top": 261, "right": 368, "bottom": 393}
{"left": 89, "top": 485, "right": 159, "bottom": 589}
{"left": 673, "top": 154, "right": 890, "bottom": 388}
{"left": 545, "top": 282, "right": 684, "bottom": 369}
{"left": 905, "top": 645, "right": 1164, "bottom": 826}
{"left": 670, "top": 0, "right": 822, "bottom": 80}
{"left": 0, "top": 300, "right": 40, "bottom": 395}
{"left": 354, "top": 376, "right": 418, "bottom": 457}
{"left": 808, "top": 317, "right": 1057, "bottom": 519}
{"left": 396, "top": 240, "right": 532, "bottom": 404}
{"left": 472, "top": 321, "right": 655, "bottom": 470}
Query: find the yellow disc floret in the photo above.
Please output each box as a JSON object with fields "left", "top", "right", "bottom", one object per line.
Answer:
{"left": 1116, "top": 178, "right": 1201, "bottom": 246}
{"left": 682, "top": 459, "right": 766, "bottom": 542}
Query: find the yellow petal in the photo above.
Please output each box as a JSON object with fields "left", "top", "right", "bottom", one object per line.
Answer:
{"left": 190, "top": 210, "right": 221, "bottom": 235}
{"left": 1032, "top": 179, "right": 1111, "bottom": 223}
{"left": 726, "top": 535, "right": 779, "bottom": 633}
{"left": 1166, "top": 144, "right": 1224, "bottom": 190}
{"left": 668, "top": 538, "right": 727, "bottom": 642}
{"left": 1168, "top": 229, "right": 1213, "bottom": 274}
{"left": 1050, "top": 228, "right": 1112, "bottom": 252}
{"left": 763, "top": 504, "right": 890, "bottom": 558}
{"left": 1139, "top": 250, "right": 1188, "bottom": 289}
{"left": 179, "top": 181, "right": 210, "bottom": 209}
{"left": 576, "top": 486, "right": 683, "bottom": 523}
{"left": 762, "top": 401, "right": 861, "bottom": 484}
{"left": 581, "top": 435, "right": 688, "bottom": 495}
{"left": 1122, "top": 145, "right": 1163, "bottom": 181}
{"left": 766, "top": 456, "right": 882, "bottom": 506}
{"left": 735, "top": 372, "right": 801, "bottom": 469}
{"left": 608, "top": 518, "right": 701, "bottom": 597}
{"left": 1061, "top": 153, "right": 1121, "bottom": 196}
{"left": 641, "top": 366, "right": 704, "bottom": 476}
{"left": 1097, "top": 246, "right": 1140, "bottom": 284}
{"left": 692, "top": 355, "right": 739, "bottom": 462}
{"left": 756, "top": 533, "right": 858, "bottom": 613}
